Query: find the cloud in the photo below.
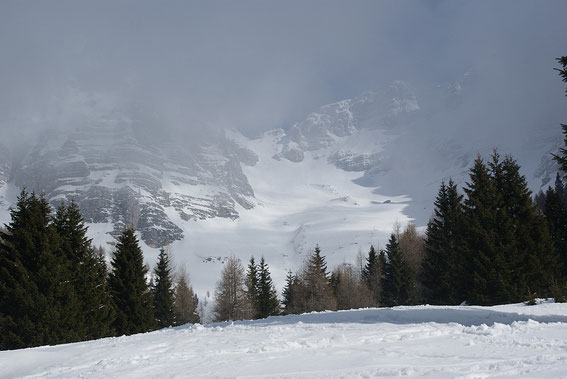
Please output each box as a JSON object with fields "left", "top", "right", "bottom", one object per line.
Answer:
{"left": 0, "top": 0, "right": 566, "bottom": 146}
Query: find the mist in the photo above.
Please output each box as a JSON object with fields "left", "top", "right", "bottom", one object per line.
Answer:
{"left": 0, "top": 0, "right": 566, "bottom": 148}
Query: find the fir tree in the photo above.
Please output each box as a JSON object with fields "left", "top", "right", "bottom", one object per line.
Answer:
{"left": 422, "top": 180, "right": 465, "bottom": 304}
{"left": 361, "top": 245, "right": 382, "bottom": 305}
{"left": 256, "top": 257, "right": 280, "bottom": 318}
{"left": 108, "top": 227, "right": 155, "bottom": 335}
{"left": 381, "top": 233, "right": 415, "bottom": 307}
{"left": 302, "top": 245, "right": 336, "bottom": 312}
{"left": 0, "top": 191, "right": 80, "bottom": 349}
{"left": 552, "top": 56, "right": 567, "bottom": 173}
{"left": 245, "top": 256, "right": 259, "bottom": 318}
{"left": 497, "top": 155, "right": 558, "bottom": 299}
{"left": 543, "top": 184, "right": 567, "bottom": 278}
{"left": 53, "top": 201, "right": 114, "bottom": 340}
{"left": 282, "top": 270, "right": 297, "bottom": 314}
{"left": 463, "top": 156, "right": 509, "bottom": 305}
{"left": 462, "top": 153, "right": 559, "bottom": 305}
{"left": 152, "top": 248, "right": 176, "bottom": 328}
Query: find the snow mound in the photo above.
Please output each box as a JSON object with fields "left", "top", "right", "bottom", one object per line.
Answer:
{"left": 3, "top": 303, "right": 567, "bottom": 378}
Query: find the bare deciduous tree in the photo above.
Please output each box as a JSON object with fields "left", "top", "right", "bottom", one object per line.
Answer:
{"left": 174, "top": 266, "right": 200, "bottom": 325}
{"left": 332, "top": 263, "right": 374, "bottom": 310}
{"left": 213, "top": 256, "right": 252, "bottom": 322}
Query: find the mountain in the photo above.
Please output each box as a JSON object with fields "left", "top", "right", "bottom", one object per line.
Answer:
{"left": 0, "top": 80, "right": 561, "bottom": 293}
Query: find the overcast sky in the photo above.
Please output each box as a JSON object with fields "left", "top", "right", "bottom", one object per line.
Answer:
{"left": 0, "top": 0, "right": 566, "bottom": 144}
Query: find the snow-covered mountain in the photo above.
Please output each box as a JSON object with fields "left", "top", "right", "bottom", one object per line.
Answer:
{"left": 0, "top": 80, "right": 561, "bottom": 293}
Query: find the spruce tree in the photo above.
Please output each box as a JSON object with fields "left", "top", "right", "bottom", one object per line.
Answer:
{"left": 256, "top": 257, "right": 280, "bottom": 318}
{"left": 552, "top": 56, "right": 567, "bottom": 173}
{"left": 152, "top": 248, "right": 176, "bottom": 328}
{"left": 0, "top": 191, "right": 80, "bottom": 349}
{"left": 497, "top": 155, "right": 559, "bottom": 299}
{"left": 463, "top": 156, "right": 509, "bottom": 305}
{"left": 302, "top": 245, "right": 336, "bottom": 312}
{"left": 361, "top": 245, "right": 382, "bottom": 305}
{"left": 108, "top": 227, "right": 155, "bottom": 335}
{"left": 461, "top": 153, "right": 559, "bottom": 305}
{"left": 381, "top": 233, "right": 415, "bottom": 307}
{"left": 53, "top": 202, "right": 114, "bottom": 340}
{"left": 543, "top": 184, "right": 567, "bottom": 278}
{"left": 245, "top": 256, "right": 259, "bottom": 318}
{"left": 422, "top": 180, "right": 465, "bottom": 304}
{"left": 282, "top": 270, "right": 298, "bottom": 314}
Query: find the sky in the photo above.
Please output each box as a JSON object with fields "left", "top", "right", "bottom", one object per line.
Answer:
{"left": 0, "top": 0, "right": 566, "bottom": 145}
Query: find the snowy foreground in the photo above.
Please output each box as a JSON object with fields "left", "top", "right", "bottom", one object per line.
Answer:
{"left": 3, "top": 303, "right": 567, "bottom": 378}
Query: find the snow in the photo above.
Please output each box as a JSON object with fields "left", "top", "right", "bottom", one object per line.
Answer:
{"left": 3, "top": 303, "right": 567, "bottom": 378}
{"left": 166, "top": 130, "right": 411, "bottom": 295}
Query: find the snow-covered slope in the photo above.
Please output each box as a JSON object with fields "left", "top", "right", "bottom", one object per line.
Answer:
{"left": 0, "top": 79, "right": 561, "bottom": 294}
{"left": 3, "top": 303, "right": 567, "bottom": 378}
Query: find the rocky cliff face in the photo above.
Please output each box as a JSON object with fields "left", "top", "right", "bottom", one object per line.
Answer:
{"left": 0, "top": 79, "right": 559, "bottom": 252}
{"left": 11, "top": 121, "right": 257, "bottom": 247}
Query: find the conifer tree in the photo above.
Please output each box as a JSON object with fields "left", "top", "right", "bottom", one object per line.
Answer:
{"left": 461, "top": 153, "right": 559, "bottom": 305}
{"left": 174, "top": 267, "right": 200, "bottom": 325}
{"left": 108, "top": 227, "right": 155, "bottom": 335}
{"left": 381, "top": 233, "right": 415, "bottom": 307}
{"left": 53, "top": 201, "right": 114, "bottom": 340}
{"left": 302, "top": 245, "right": 336, "bottom": 312}
{"left": 462, "top": 156, "right": 509, "bottom": 305}
{"left": 282, "top": 270, "right": 299, "bottom": 314}
{"left": 245, "top": 256, "right": 259, "bottom": 318}
{"left": 497, "top": 155, "right": 559, "bottom": 299}
{"left": 152, "top": 248, "right": 176, "bottom": 328}
{"left": 543, "top": 184, "right": 567, "bottom": 278}
{"left": 0, "top": 191, "right": 80, "bottom": 349}
{"left": 361, "top": 245, "right": 382, "bottom": 305}
{"left": 552, "top": 56, "right": 567, "bottom": 173}
{"left": 256, "top": 257, "right": 280, "bottom": 318}
{"left": 422, "top": 180, "right": 465, "bottom": 304}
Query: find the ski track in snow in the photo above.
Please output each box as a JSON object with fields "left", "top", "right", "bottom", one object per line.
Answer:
{"left": 3, "top": 303, "right": 567, "bottom": 378}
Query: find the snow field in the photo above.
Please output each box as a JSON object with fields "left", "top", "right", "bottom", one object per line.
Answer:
{"left": 3, "top": 303, "right": 567, "bottom": 378}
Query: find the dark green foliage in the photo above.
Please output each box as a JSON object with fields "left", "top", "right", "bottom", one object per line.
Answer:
{"left": 381, "top": 234, "right": 416, "bottom": 307}
{"left": 282, "top": 270, "right": 298, "bottom": 314}
{"left": 302, "top": 245, "right": 336, "bottom": 312}
{"left": 552, "top": 56, "right": 567, "bottom": 173}
{"left": 422, "top": 180, "right": 465, "bottom": 304}
{"left": 245, "top": 256, "right": 259, "bottom": 317}
{"left": 108, "top": 228, "right": 155, "bottom": 335}
{"left": 53, "top": 202, "right": 114, "bottom": 340}
{"left": 0, "top": 191, "right": 80, "bottom": 349}
{"left": 152, "top": 248, "right": 176, "bottom": 328}
{"left": 361, "top": 245, "right": 383, "bottom": 305}
{"left": 283, "top": 246, "right": 336, "bottom": 314}
{"left": 454, "top": 153, "right": 558, "bottom": 305}
{"left": 542, "top": 179, "right": 567, "bottom": 278}
{"left": 463, "top": 155, "right": 513, "bottom": 305}
{"left": 256, "top": 257, "right": 280, "bottom": 318}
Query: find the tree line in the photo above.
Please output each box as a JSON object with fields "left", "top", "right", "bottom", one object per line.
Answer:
{"left": 0, "top": 192, "right": 199, "bottom": 350}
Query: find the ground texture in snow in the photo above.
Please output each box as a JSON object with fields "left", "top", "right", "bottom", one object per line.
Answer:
{"left": 3, "top": 303, "right": 567, "bottom": 378}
